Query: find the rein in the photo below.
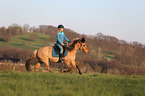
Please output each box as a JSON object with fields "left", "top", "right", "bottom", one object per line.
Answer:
{"left": 64, "top": 42, "right": 83, "bottom": 51}
{"left": 65, "top": 46, "right": 80, "bottom": 51}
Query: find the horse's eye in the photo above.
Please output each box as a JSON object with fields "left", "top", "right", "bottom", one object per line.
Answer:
{"left": 83, "top": 45, "right": 85, "bottom": 47}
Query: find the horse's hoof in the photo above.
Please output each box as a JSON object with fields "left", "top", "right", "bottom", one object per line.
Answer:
{"left": 62, "top": 70, "right": 67, "bottom": 73}
{"left": 79, "top": 72, "right": 82, "bottom": 75}
{"left": 49, "top": 71, "right": 53, "bottom": 73}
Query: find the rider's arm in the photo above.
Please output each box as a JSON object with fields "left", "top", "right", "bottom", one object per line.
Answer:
{"left": 63, "top": 34, "right": 71, "bottom": 43}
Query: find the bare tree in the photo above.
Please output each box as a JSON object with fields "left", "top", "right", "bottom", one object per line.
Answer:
{"left": 23, "top": 24, "right": 29, "bottom": 33}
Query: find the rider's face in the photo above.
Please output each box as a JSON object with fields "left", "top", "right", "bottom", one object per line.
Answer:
{"left": 59, "top": 28, "right": 64, "bottom": 32}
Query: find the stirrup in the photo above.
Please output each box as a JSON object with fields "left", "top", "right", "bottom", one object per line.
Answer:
{"left": 58, "top": 59, "right": 65, "bottom": 63}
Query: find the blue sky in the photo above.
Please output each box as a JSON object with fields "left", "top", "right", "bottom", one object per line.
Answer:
{"left": 0, "top": 0, "right": 145, "bottom": 44}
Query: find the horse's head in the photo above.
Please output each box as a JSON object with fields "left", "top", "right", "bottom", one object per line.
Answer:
{"left": 79, "top": 38, "right": 89, "bottom": 53}
{"left": 68, "top": 38, "right": 89, "bottom": 53}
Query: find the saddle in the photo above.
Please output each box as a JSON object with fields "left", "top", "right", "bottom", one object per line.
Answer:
{"left": 52, "top": 44, "right": 68, "bottom": 57}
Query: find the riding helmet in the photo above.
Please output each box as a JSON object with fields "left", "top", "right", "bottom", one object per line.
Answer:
{"left": 58, "top": 24, "right": 64, "bottom": 29}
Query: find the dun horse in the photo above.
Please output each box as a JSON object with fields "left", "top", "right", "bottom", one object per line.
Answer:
{"left": 25, "top": 38, "right": 89, "bottom": 74}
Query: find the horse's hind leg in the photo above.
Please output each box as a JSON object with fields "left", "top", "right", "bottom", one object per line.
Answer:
{"left": 43, "top": 59, "right": 51, "bottom": 72}
{"left": 34, "top": 63, "right": 41, "bottom": 72}
{"left": 45, "top": 63, "right": 51, "bottom": 72}
{"left": 38, "top": 56, "right": 51, "bottom": 72}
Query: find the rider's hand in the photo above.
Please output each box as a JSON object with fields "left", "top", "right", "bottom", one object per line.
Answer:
{"left": 61, "top": 43, "right": 64, "bottom": 46}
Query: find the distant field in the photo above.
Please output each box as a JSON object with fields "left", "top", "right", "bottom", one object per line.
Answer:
{"left": 0, "top": 33, "right": 54, "bottom": 50}
{"left": 0, "top": 71, "right": 145, "bottom": 96}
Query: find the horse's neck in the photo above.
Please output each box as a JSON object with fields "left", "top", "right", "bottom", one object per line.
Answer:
{"left": 67, "top": 47, "right": 78, "bottom": 58}
{"left": 74, "top": 43, "right": 80, "bottom": 50}
{"left": 66, "top": 42, "right": 80, "bottom": 59}
{"left": 68, "top": 42, "right": 80, "bottom": 51}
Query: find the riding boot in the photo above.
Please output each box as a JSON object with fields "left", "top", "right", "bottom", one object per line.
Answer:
{"left": 58, "top": 54, "right": 64, "bottom": 63}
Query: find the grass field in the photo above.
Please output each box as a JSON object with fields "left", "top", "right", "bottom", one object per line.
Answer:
{"left": 0, "top": 71, "right": 145, "bottom": 96}
{"left": 0, "top": 33, "right": 54, "bottom": 50}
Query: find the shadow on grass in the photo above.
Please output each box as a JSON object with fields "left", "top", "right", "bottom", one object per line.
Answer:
{"left": 20, "top": 38, "right": 31, "bottom": 41}
{"left": 39, "top": 37, "right": 46, "bottom": 40}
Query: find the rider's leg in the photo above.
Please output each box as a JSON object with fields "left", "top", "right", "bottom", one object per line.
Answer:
{"left": 59, "top": 46, "right": 64, "bottom": 63}
{"left": 60, "top": 46, "right": 63, "bottom": 54}
{"left": 57, "top": 44, "right": 64, "bottom": 63}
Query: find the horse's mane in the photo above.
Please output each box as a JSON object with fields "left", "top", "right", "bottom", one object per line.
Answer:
{"left": 67, "top": 38, "right": 80, "bottom": 50}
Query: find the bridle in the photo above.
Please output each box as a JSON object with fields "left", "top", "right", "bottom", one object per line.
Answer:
{"left": 78, "top": 42, "right": 83, "bottom": 51}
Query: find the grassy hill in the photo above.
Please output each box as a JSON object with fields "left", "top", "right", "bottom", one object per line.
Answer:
{"left": 0, "top": 32, "right": 116, "bottom": 60}
{"left": 0, "top": 32, "right": 55, "bottom": 50}
{"left": 1, "top": 32, "right": 145, "bottom": 75}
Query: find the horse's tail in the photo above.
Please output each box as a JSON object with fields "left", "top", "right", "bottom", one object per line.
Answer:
{"left": 25, "top": 50, "right": 38, "bottom": 71}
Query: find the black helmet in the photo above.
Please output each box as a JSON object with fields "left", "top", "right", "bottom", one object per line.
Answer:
{"left": 58, "top": 24, "right": 64, "bottom": 29}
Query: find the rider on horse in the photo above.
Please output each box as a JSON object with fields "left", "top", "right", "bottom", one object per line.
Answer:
{"left": 56, "top": 24, "right": 71, "bottom": 63}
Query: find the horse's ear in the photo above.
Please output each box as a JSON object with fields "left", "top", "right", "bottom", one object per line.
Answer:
{"left": 75, "top": 39, "right": 80, "bottom": 43}
{"left": 81, "top": 38, "right": 85, "bottom": 43}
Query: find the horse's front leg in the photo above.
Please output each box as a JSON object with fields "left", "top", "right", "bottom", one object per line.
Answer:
{"left": 71, "top": 60, "right": 82, "bottom": 75}
{"left": 62, "top": 61, "right": 72, "bottom": 73}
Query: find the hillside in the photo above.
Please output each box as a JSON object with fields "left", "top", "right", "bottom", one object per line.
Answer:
{"left": 0, "top": 32, "right": 116, "bottom": 63}
{"left": 0, "top": 25, "right": 145, "bottom": 75}
{"left": 0, "top": 33, "right": 54, "bottom": 50}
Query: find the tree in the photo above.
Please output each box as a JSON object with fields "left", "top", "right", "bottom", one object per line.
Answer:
{"left": 23, "top": 24, "right": 29, "bottom": 33}
{"left": 0, "top": 26, "right": 6, "bottom": 34}
{"left": 39, "top": 25, "right": 48, "bottom": 34}
{"left": 7, "top": 24, "right": 22, "bottom": 35}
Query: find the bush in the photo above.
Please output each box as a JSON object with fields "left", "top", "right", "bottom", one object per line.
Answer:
{"left": 0, "top": 35, "right": 11, "bottom": 42}
{"left": 29, "top": 33, "right": 39, "bottom": 41}
{"left": 83, "top": 57, "right": 145, "bottom": 75}
{"left": 0, "top": 47, "right": 32, "bottom": 62}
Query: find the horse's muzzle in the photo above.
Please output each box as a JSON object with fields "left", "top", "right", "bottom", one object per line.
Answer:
{"left": 84, "top": 50, "right": 89, "bottom": 53}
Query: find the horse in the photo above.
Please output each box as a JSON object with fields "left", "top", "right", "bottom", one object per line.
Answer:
{"left": 25, "top": 38, "right": 89, "bottom": 74}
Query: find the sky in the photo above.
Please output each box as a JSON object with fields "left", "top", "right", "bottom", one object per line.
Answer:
{"left": 0, "top": 0, "right": 145, "bottom": 44}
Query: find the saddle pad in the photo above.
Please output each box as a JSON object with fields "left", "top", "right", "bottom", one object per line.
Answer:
{"left": 52, "top": 47, "right": 68, "bottom": 57}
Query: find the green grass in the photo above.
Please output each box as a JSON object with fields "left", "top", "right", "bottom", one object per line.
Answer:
{"left": 103, "top": 50, "right": 116, "bottom": 60}
{"left": 11, "top": 33, "right": 48, "bottom": 43}
{"left": 0, "top": 33, "right": 54, "bottom": 50}
{"left": 0, "top": 71, "right": 145, "bottom": 96}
